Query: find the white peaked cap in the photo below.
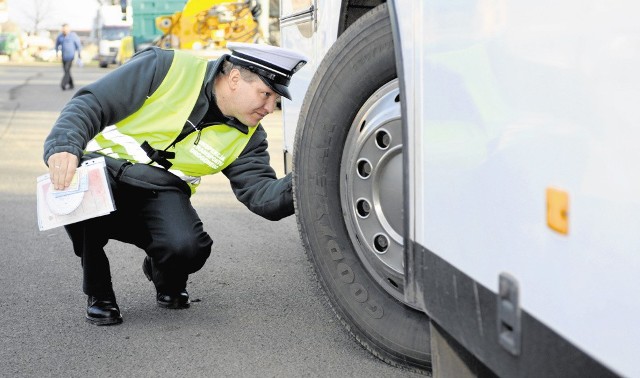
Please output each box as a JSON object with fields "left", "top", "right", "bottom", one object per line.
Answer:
{"left": 226, "top": 42, "right": 308, "bottom": 100}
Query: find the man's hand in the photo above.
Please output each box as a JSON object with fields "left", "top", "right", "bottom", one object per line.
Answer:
{"left": 47, "top": 152, "right": 79, "bottom": 190}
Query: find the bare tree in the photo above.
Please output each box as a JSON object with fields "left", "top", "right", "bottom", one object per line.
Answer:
{"left": 17, "top": 0, "right": 54, "bottom": 34}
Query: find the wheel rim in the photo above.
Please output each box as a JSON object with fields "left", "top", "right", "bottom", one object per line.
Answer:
{"left": 340, "top": 79, "right": 413, "bottom": 307}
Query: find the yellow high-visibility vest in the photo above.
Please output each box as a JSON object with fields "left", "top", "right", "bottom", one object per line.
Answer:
{"left": 86, "top": 49, "right": 256, "bottom": 194}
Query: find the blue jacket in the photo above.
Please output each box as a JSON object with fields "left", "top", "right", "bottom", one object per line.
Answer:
{"left": 55, "top": 32, "right": 81, "bottom": 62}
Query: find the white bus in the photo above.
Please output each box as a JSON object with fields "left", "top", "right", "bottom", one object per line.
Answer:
{"left": 279, "top": 1, "right": 640, "bottom": 376}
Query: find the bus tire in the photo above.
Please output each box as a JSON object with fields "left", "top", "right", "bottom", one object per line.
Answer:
{"left": 292, "top": 3, "right": 431, "bottom": 374}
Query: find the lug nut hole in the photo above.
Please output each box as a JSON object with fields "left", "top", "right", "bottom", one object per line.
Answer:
{"left": 373, "top": 234, "right": 389, "bottom": 253}
{"left": 375, "top": 130, "right": 391, "bottom": 149}
{"left": 357, "top": 159, "right": 372, "bottom": 179}
{"left": 356, "top": 199, "right": 371, "bottom": 218}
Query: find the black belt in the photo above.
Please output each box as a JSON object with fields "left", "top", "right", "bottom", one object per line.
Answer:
{"left": 83, "top": 152, "right": 191, "bottom": 197}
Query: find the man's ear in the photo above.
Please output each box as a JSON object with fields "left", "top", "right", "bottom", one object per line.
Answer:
{"left": 227, "top": 68, "right": 242, "bottom": 90}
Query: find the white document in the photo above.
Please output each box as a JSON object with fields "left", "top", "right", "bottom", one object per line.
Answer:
{"left": 36, "top": 157, "right": 115, "bottom": 231}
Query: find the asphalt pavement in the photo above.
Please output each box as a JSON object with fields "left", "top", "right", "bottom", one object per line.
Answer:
{"left": 0, "top": 62, "right": 424, "bottom": 377}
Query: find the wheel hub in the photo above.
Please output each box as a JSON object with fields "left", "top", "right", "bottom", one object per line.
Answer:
{"left": 340, "top": 79, "right": 412, "bottom": 306}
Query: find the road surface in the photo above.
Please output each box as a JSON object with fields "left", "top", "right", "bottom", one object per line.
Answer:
{"left": 0, "top": 62, "right": 424, "bottom": 377}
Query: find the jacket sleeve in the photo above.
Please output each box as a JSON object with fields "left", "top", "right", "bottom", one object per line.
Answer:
{"left": 222, "top": 125, "right": 294, "bottom": 221}
{"left": 75, "top": 35, "right": 82, "bottom": 58}
{"left": 43, "top": 48, "right": 172, "bottom": 164}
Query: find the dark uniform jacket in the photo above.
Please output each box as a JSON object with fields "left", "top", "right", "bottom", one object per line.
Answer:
{"left": 43, "top": 47, "right": 293, "bottom": 221}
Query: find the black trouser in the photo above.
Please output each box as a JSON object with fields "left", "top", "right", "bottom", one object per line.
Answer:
{"left": 64, "top": 178, "right": 213, "bottom": 298}
{"left": 61, "top": 60, "right": 74, "bottom": 89}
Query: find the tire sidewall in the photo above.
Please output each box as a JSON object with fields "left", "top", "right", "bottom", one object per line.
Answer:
{"left": 292, "top": 4, "right": 430, "bottom": 370}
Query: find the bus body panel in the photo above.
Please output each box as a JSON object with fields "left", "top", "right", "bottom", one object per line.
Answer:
{"left": 282, "top": 0, "right": 640, "bottom": 376}
{"left": 402, "top": 2, "right": 640, "bottom": 376}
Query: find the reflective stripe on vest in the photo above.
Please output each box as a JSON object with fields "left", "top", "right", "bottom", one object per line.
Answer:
{"left": 86, "top": 50, "right": 257, "bottom": 194}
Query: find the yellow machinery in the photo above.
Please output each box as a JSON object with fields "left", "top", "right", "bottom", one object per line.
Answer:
{"left": 155, "top": 0, "right": 262, "bottom": 51}
{"left": 118, "top": 35, "right": 135, "bottom": 65}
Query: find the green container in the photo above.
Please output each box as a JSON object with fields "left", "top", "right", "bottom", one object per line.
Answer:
{"left": 132, "top": 0, "right": 186, "bottom": 49}
{"left": 0, "top": 33, "right": 19, "bottom": 55}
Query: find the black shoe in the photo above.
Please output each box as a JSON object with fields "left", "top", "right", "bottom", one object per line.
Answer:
{"left": 156, "top": 290, "right": 190, "bottom": 309}
{"left": 86, "top": 295, "right": 123, "bottom": 325}
{"left": 142, "top": 256, "right": 153, "bottom": 282}
{"left": 142, "top": 256, "right": 190, "bottom": 309}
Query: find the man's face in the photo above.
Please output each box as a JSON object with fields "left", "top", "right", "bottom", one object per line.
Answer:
{"left": 62, "top": 25, "right": 70, "bottom": 35}
{"left": 226, "top": 70, "right": 280, "bottom": 127}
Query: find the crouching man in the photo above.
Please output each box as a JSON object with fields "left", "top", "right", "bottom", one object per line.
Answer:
{"left": 43, "top": 43, "right": 307, "bottom": 325}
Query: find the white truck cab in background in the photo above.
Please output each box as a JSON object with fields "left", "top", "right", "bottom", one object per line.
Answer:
{"left": 280, "top": 1, "right": 640, "bottom": 376}
{"left": 95, "top": 5, "right": 132, "bottom": 68}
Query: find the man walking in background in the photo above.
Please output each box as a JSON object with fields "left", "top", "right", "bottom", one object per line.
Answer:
{"left": 55, "top": 23, "right": 82, "bottom": 91}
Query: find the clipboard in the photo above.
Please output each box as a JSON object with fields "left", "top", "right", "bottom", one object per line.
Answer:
{"left": 36, "top": 157, "right": 116, "bottom": 231}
